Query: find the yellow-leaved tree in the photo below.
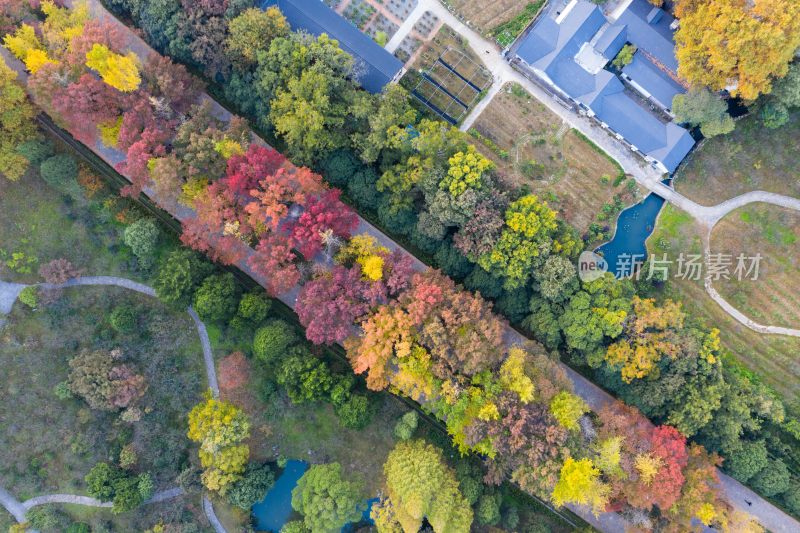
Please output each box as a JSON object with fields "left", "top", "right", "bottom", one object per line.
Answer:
{"left": 0, "top": 56, "right": 38, "bottom": 181}
{"left": 41, "top": 0, "right": 89, "bottom": 53}
{"left": 551, "top": 457, "right": 611, "bottom": 516}
{"left": 549, "top": 390, "right": 589, "bottom": 431}
{"left": 674, "top": 0, "right": 800, "bottom": 100}
{"left": 3, "top": 23, "right": 58, "bottom": 73}
{"left": 498, "top": 347, "right": 535, "bottom": 403}
{"left": 604, "top": 296, "right": 684, "bottom": 383}
{"left": 85, "top": 43, "right": 141, "bottom": 92}
{"left": 187, "top": 393, "right": 251, "bottom": 494}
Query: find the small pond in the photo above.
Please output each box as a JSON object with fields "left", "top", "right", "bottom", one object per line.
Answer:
{"left": 596, "top": 180, "right": 671, "bottom": 277}
{"left": 252, "top": 459, "right": 309, "bottom": 532}
{"left": 251, "top": 460, "right": 378, "bottom": 532}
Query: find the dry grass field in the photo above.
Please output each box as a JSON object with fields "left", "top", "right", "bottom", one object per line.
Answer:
{"left": 675, "top": 114, "right": 800, "bottom": 205}
{"left": 647, "top": 204, "right": 800, "bottom": 402}
{"left": 710, "top": 204, "right": 800, "bottom": 330}
{"left": 447, "top": 0, "right": 540, "bottom": 36}
{"left": 470, "top": 83, "right": 638, "bottom": 234}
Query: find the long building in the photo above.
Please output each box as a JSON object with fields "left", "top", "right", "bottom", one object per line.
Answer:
{"left": 515, "top": 0, "right": 694, "bottom": 174}
{"left": 261, "top": 0, "right": 404, "bottom": 93}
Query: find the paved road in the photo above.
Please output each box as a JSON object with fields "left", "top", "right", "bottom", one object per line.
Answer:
{"left": 203, "top": 494, "right": 227, "bottom": 533}
{"left": 5, "top": 2, "right": 800, "bottom": 530}
{"left": 385, "top": 0, "right": 427, "bottom": 52}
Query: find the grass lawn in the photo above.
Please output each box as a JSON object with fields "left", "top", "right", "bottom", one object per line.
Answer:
{"left": 646, "top": 204, "right": 800, "bottom": 403}
{"left": 0, "top": 287, "right": 208, "bottom": 530}
{"left": 471, "top": 83, "right": 641, "bottom": 237}
{"left": 675, "top": 113, "right": 800, "bottom": 205}
{"left": 710, "top": 204, "right": 800, "bottom": 330}
{"left": 0, "top": 167, "right": 138, "bottom": 285}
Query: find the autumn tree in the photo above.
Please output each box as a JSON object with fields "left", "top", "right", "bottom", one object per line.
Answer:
{"left": 226, "top": 7, "right": 289, "bottom": 70}
{"left": 549, "top": 391, "right": 589, "bottom": 431}
{"left": 405, "top": 271, "right": 506, "bottom": 379}
{"left": 0, "top": 56, "right": 38, "bottom": 181}
{"left": 478, "top": 195, "right": 558, "bottom": 289}
{"left": 224, "top": 144, "right": 286, "bottom": 197}
{"left": 247, "top": 233, "right": 301, "bottom": 296}
{"left": 604, "top": 297, "right": 684, "bottom": 382}
{"left": 244, "top": 165, "right": 326, "bottom": 232}
{"left": 382, "top": 440, "right": 473, "bottom": 533}
{"left": 440, "top": 145, "right": 494, "bottom": 198}
{"left": 85, "top": 43, "right": 141, "bottom": 92}
{"left": 283, "top": 189, "right": 358, "bottom": 259}
{"left": 296, "top": 265, "right": 374, "bottom": 345}
{"left": 552, "top": 458, "right": 611, "bottom": 516}
{"left": 68, "top": 348, "right": 147, "bottom": 412}
{"left": 187, "top": 394, "right": 251, "bottom": 494}
{"left": 49, "top": 73, "right": 124, "bottom": 144}
{"left": 141, "top": 53, "right": 202, "bottom": 114}
{"left": 454, "top": 193, "right": 508, "bottom": 259}
{"left": 291, "top": 463, "right": 365, "bottom": 532}
{"left": 39, "top": 258, "right": 82, "bottom": 285}
{"left": 640, "top": 425, "right": 689, "bottom": 511}
{"left": 467, "top": 393, "right": 568, "bottom": 493}
{"left": 674, "top": 0, "right": 800, "bottom": 100}
{"left": 218, "top": 352, "right": 251, "bottom": 393}
{"left": 345, "top": 304, "right": 414, "bottom": 391}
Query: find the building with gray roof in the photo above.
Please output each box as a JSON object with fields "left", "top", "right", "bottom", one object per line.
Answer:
{"left": 261, "top": 0, "right": 403, "bottom": 94}
{"left": 514, "top": 0, "right": 694, "bottom": 173}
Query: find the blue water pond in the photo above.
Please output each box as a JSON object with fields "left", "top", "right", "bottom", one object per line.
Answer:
{"left": 251, "top": 460, "right": 378, "bottom": 532}
{"left": 252, "top": 460, "right": 308, "bottom": 532}
{"left": 596, "top": 180, "right": 671, "bottom": 277}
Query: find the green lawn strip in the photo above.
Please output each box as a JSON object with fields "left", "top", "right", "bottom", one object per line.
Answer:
{"left": 491, "top": 1, "right": 546, "bottom": 47}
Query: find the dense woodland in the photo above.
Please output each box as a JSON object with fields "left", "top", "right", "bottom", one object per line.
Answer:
{"left": 1, "top": 0, "right": 799, "bottom": 531}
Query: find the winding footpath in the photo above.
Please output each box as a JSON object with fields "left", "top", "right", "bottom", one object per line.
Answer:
{"left": 2, "top": 1, "right": 799, "bottom": 530}
{"left": 0, "top": 276, "right": 218, "bottom": 529}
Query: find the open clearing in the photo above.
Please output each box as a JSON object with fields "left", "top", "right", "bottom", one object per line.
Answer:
{"left": 675, "top": 114, "right": 800, "bottom": 205}
{"left": 647, "top": 204, "right": 800, "bottom": 403}
{"left": 710, "top": 204, "right": 800, "bottom": 330}
{"left": 470, "top": 83, "right": 641, "bottom": 237}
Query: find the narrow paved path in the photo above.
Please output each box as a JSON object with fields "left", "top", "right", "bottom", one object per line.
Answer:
{"left": 0, "top": 486, "right": 27, "bottom": 523}
{"left": 22, "top": 487, "right": 183, "bottom": 510}
{"left": 203, "top": 495, "right": 227, "bottom": 533}
{"left": 385, "top": 0, "right": 427, "bottom": 53}
{"left": 188, "top": 307, "right": 220, "bottom": 398}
